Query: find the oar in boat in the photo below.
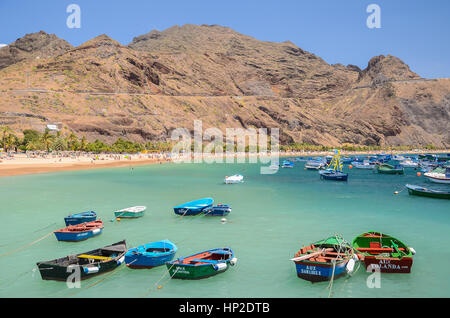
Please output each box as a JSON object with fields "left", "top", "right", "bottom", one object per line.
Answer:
{"left": 290, "top": 248, "right": 333, "bottom": 262}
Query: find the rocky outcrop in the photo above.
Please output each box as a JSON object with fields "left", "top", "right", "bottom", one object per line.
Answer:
{"left": 0, "top": 31, "right": 73, "bottom": 69}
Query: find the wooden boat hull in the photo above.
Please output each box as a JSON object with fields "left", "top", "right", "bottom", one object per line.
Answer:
{"left": 406, "top": 184, "right": 450, "bottom": 199}
{"left": 319, "top": 171, "right": 348, "bottom": 181}
{"left": 352, "top": 232, "right": 414, "bottom": 274}
{"left": 167, "top": 262, "right": 230, "bottom": 279}
{"left": 64, "top": 212, "right": 97, "bottom": 226}
{"left": 204, "top": 205, "right": 231, "bottom": 216}
{"left": 114, "top": 211, "right": 145, "bottom": 218}
{"left": 376, "top": 165, "right": 404, "bottom": 174}
{"left": 292, "top": 236, "right": 355, "bottom": 283}
{"left": 173, "top": 198, "right": 214, "bottom": 216}
{"left": 54, "top": 228, "right": 102, "bottom": 241}
{"left": 295, "top": 260, "right": 348, "bottom": 282}
{"left": 36, "top": 240, "right": 127, "bottom": 281}
{"left": 167, "top": 247, "right": 236, "bottom": 279}
{"left": 360, "top": 255, "right": 413, "bottom": 273}
{"left": 425, "top": 175, "right": 450, "bottom": 184}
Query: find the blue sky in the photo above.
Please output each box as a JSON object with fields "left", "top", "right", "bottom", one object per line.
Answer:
{"left": 0, "top": 0, "right": 449, "bottom": 78}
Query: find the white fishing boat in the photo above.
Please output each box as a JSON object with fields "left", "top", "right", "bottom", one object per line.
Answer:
{"left": 353, "top": 160, "right": 375, "bottom": 169}
{"left": 114, "top": 206, "right": 147, "bottom": 218}
{"left": 424, "top": 167, "right": 450, "bottom": 184}
{"left": 224, "top": 174, "right": 244, "bottom": 184}
{"left": 400, "top": 160, "right": 418, "bottom": 168}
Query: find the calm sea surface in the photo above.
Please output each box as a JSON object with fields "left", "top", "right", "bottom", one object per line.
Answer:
{"left": 0, "top": 159, "right": 449, "bottom": 297}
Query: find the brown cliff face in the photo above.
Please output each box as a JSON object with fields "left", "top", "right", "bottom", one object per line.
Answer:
{"left": 0, "top": 25, "right": 448, "bottom": 147}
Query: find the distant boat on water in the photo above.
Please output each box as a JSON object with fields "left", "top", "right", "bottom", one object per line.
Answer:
{"left": 424, "top": 167, "right": 450, "bottom": 184}
{"left": 305, "top": 158, "right": 325, "bottom": 170}
{"left": 64, "top": 211, "right": 97, "bottom": 226}
{"left": 352, "top": 160, "right": 375, "bottom": 169}
{"left": 319, "top": 150, "right": 348, "bottom": 181}
{"left": 406, "top": 184, "right": 450, "bottom": 200}
{"left": 224, "top": 174, "right": 244, "bottom": 184}
{"left": 204, "top": 204, "right": 232, "bottom": 216}
{"left": 375, "top": 163, "right": 404, "bottom": 175}
{"left": 281, "top": 160, "right": 294, "bottom": 168}
{"left": 114, "top": 206, "right": 146, "bottom": 218}
{"left": 173, "top": 198, "right": 214, "bottom": 216}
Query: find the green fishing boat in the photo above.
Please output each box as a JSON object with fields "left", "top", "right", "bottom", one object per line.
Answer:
{"left": 166, "top": 247, "right": 237, "bottom": 279}
{"left": 406, "top": 184, "right": 450, "bottom": 199}
{"left": 352, "top": 231, "right": 415, "bottom": 273}
{"left": 376, "top": 163, "right": 404, "bottom": 175}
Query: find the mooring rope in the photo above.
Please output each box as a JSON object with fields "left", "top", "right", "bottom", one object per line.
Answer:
{"left": 327, "top": 260, "right": 336, "bottom": 298}
{"left": 0, "top": 231, "right": 53, "bottom": 259}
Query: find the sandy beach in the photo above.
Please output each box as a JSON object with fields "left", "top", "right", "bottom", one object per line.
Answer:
{"left": 0, "top": 149, "right": 448, "bottom": 178}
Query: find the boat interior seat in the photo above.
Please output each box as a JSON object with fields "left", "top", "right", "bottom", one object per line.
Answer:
{"left": 370, "top": 242, "right": 382, "bottom": 249}
{"left": 190, "top": 259, "right": 218, "bottom": 264}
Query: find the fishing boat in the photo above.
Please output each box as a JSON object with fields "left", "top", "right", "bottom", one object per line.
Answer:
{"left": 166, "top": 247, "right": 237, "bottom": 279}
{"left": 352, "top": 160, "right": 375, "bottom": 169}
{"left": 173, "top": 198, "right": 214, "bottom": 216}
{"left": 319, "top": 149, "right": 348, "bottom": 181}
{"left": 291, "top": 235, "right": 357, "bottom": 283}
{"left": 400, "top": 159, "right": 418, "bottom": 168}
{"left": 341, "top": 157, "right": 353, "bottom": 164}
{"left": 224, "top": 174, "right": 244, "bottom": 184}
{"left": 53, "top": 220, "right": 103, "bottom": 242}
{"left": 64, "top": 211, "right": 97, "bottom": 226}
{"left": 304, "top": 158, "right": 325, "bottom": 170}
{"left": 375, "top": 163, "right": 404, "bottom": 175}
{"left": 203, "top": 204, "right": 232, "bottom": 216}
{"left": 114, "top": 206, "right": 146, "bottom": 218}
{"left": 281, "top": 160, "right": 294, "bottom": 168}
{"left": 406, "top": 184, "right": 450, "bottom": 199}
{"left": 124, "top": 240, "right": 177, "bottom": 269}
{"left": 36, "top": 240, "right": 127, "bottom": 281}
{"left": 352, "top": 232, "right": 415, "bottom": 273}
{"left": 424, "top": 167, "right": 450, "bottom": 184}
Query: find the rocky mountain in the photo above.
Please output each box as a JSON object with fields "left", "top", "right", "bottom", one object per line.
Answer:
{"left": 0, "top": 31, "right": 73, "bottom": 70}
{"left": 0, "top": 24, "right": 448, "bottom": 147}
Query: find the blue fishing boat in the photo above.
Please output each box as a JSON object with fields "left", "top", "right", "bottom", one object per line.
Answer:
{"left": 341, "top": 157, "right": 353, "bottom": 164}
{"left": 204, "top": 204, "right": 231, "bottom": 216}
{"left": 173, "top": 198, "right": 214, "bottom": 216}
{"left": 53, "top": 220, "right": 103, "bottom": 242}
{"left": 124, "top": 240, "right": 177, "bottom": 268}
{"left": 281, "top": 160, "right": 294, "bottom": 168}
{"left": 319, "top": 150, "right": 348, "bottom": 181}
{"left": 291, "top": 235, "right": 357, "bottom": 283}
{"left": 64, "top": 211, "right": 97, "bottom": 226}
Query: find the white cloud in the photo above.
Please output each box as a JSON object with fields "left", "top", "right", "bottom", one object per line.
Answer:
{"left": 0, "top": 44, "right": 7, "bottom": 48}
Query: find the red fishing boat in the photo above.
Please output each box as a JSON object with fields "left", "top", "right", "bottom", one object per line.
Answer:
{"left": 352, "top": 231, "right": 416, "bottom": 273}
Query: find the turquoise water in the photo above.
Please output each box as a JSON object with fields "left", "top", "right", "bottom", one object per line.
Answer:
{"left": 0, "top": 159, "right": 449, "bottom": 298}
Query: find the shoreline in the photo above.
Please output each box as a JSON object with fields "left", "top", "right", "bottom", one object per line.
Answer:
{"left": 0, "top": 149, "right": 448, "bottom": 178}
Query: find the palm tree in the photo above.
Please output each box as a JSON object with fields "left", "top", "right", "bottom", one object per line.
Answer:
{"left": 1, "top": 126, "right": 13, "bottom": 151}
{"left": 67, "top": 132, "right": 79, "bottom": 150}
{"left": 80, "top": 136, "right": 88, "bottom": 151}
{"left": 4, "top": 133, "right": 18, "bottom": 152}
{"left": 41, "top": 129, "right": 55, "bottom": 152}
